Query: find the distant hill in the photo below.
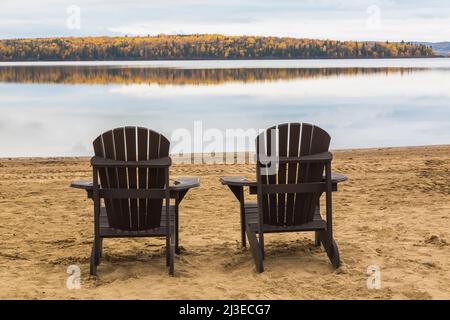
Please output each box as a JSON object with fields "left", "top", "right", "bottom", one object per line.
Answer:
{"left": 418, "top": 42, "right": 450, "bottom": 56}
{"left": 0, "top": 35, "right": 436, "bottom": 61}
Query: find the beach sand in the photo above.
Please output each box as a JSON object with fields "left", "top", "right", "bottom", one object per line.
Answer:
{"left": 0, "top": 145, "right": 449, "bottom": 299}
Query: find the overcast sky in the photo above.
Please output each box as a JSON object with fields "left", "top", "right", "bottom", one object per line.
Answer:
{"left": 1, "top": 0, "right": 449, "bottom": 42}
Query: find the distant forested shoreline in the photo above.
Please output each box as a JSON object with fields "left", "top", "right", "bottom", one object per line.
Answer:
{"left": 0, "top": 34, "right": 437, "bottom": 61}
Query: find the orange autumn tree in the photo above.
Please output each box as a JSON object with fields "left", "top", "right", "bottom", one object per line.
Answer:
{"left": 0, "top": 34, "right": 436, "bottom": 61}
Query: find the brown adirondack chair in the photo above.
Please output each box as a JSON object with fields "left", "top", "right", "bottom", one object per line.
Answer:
{"left": 222, "top": 123, "right": 344, "bottom": 273}
{"left": 71, "top": 127, "right": 199, "bottom": 276}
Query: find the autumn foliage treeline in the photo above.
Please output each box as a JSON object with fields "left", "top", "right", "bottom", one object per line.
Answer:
{"left": 0, "top": 66, "right": 420, "bottom": 85}
{"left": 0, "top": 35, "right": 436, "bottom": 61}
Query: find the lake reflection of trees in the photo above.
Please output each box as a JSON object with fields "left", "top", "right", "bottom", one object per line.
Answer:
{"left": 0, "top": 66, "right": 423, "bottom": 85}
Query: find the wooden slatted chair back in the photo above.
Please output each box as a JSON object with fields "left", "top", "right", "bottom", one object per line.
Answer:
{"left": 256, "top": 123, "right": 331, "bottom": 226}
{"left": 93, "top": 127, "right": 170, "bottom": 231}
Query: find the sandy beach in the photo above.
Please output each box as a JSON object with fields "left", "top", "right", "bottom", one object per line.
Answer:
{"left": 0, "top": 145, "right": 449, "bottom": 299}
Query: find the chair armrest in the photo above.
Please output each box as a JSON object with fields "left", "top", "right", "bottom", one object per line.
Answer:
{"left": 220, "top": 172, "right": 347, "bottom": 187}
{"left": 220, "top": 176, "right": 257, "bottom": 187}
{"left": 170, "top": 177, "right": 200, "bottom": 191}
{"left": 70, "top": 180, "right": 93, "bottom": 191}
{"left": 70, "top": 177, "right": 200, "bottom": 192}
{"left": 91, "top": 156, "right": 172, "bottom": 168}
{"left": 328, "top": 172, "right": 348, "bottom": 183}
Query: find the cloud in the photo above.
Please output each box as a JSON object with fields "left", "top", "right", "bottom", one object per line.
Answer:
{"left": 1, "top": 0, "right": 450, "bottom": 41}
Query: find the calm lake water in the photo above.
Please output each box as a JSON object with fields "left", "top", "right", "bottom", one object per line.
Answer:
{"left": 0, "top": 58, "right": 449, "bottom": 157}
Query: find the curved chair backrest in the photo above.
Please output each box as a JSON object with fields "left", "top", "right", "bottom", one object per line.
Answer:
{"left": 255, "top": 123, "right": 331, "bottom": 226}
{"left": 93, "top": 127, "right": 170, "bottom": 231}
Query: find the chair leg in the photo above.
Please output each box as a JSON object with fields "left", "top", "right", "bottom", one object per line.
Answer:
{"left": 90, "top": 241, "right": 97, "bottom": 276}
{"left": 245, "top": 222, "right": 264, "bottom": 273}
{"left": 240, "top": 207, "right": 247, "bottom": 249}
{"left": 96, "top": 238, "right": 103, "bottom": 266}
{"left": 314, "top": 231, "right": 321, "bottom": 246}
{"left": 259, "top": 232, "right": 265, "bottom": 260}
{"left": 169, "top": 241, "right": 175, "bottom": 276}
{"left": 168, "top": 229, "right": 175, "bottom": 276}
{"left": 175, "top": 206, "right": 181, "bottom": 255}
{"left": 165, "top": 234, "right": 170, "bottom": 267}
{"left": 317, "top": 230, "right": 341, "bottom": 269}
